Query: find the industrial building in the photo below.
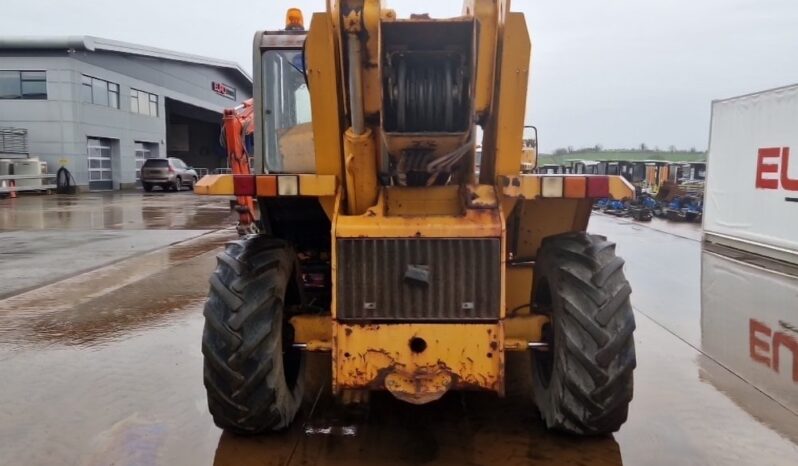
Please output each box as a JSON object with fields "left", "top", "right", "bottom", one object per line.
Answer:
{"left": 0, "top": 36, "right": 251, "bottom": 190}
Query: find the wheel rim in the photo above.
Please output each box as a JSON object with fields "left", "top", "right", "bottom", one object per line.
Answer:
{"left": 533, "top": 276, "right": 556, "bottom": 389}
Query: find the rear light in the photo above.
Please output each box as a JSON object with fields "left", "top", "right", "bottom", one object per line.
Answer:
{"left": 233, "top": 175, "right": 256, "bottom": 196}
{"left": 277, "top": 175, "right": 299, "bottom": 196}
{"left": 168, "top": 166, "right": 174, "bottom": 174}
{"left": 564, "top": 176, "right": 587, "bottom": 198}
{"left": 256, "top": 175, "right": 277, "bottom": 196}
{"left": 586, "top": 176, "right": 610, "bottom": 198}
{"left": 541, "top": 176, "right": 564, "bottom": 198}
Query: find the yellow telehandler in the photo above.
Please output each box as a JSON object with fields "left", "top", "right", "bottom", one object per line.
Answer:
{"left": 196, "top": 1, "right": 637, "bottom": 436}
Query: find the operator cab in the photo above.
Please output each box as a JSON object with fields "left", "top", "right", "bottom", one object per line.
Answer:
{"left": 253, "top": 11, "right": 312, "bottom": 174}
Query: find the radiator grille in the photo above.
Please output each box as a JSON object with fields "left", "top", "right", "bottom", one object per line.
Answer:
{"left": 336, "top": 238, "right": 501, "bottom": 321}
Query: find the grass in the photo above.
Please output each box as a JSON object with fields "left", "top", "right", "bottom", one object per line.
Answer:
{"left": 537, "top": 150, "right": 706, "bottom": 166}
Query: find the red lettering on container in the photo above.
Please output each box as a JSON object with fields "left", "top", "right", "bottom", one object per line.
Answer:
{"left": 749, "top": 319, "right": 798, "bottom": 383}
{"left": 772, "top": 331, "right": 798, "bottom": 382}
{"left": 749, "top": 318, "right": 772, "bottom": 366}
{"left": 756, "top": 148, "right": 780, "bottom": 189}
{"left": 781, "top": 147, "right": 798, "bottom": 191}
{"left": 756, "top": 147, "right": 798, "bottom": 191}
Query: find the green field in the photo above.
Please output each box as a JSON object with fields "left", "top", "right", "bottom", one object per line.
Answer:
{"left": 537, "top": 150, "right": 706, "bottom": 166}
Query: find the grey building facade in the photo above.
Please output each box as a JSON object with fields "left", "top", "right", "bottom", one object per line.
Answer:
{"left": 0, "top": 36, "right": 251, "bottom": 190}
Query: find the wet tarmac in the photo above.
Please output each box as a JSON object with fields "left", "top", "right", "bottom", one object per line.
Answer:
{"left": 0, "top": 192, "right": 234, "bottom": 297}
{"left": 0, "top": 191, "right": 233, "bottom": 231}
{"left": 0, "top": 195, "right": 796, "bottom": 465}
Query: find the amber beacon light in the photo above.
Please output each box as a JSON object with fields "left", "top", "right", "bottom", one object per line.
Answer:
{"left": 285, "top": 8, "right": 305, "bottom": 30}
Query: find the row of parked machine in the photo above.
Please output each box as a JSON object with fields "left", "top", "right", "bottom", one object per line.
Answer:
{"left": 535, "top": 159, "right": 707, "bottom": 223}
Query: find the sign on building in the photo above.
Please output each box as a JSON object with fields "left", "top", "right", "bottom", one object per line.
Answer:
{"left": 212, "top": 81, "right": 236, "bottom": 100}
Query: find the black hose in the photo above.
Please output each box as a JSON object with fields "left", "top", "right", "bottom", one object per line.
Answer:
{"left": 56, "top": 166, "right": 77, "bottom": 194}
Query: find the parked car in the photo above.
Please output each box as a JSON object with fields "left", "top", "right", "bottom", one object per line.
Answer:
{"left": 140, "top": 157, "right": 198, "bottom": 192}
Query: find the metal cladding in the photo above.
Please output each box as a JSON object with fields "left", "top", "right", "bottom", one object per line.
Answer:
{"left": 336, "top": 238, "right": 501, "bottom": 321}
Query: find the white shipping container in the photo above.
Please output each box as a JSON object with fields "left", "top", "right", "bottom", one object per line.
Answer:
{"left": 704, "top": 84, "right": 798, "bottom": 265}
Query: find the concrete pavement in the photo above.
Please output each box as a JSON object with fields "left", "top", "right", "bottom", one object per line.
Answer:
{"left": 0, "top": 194, "right": 795, "bottom": 465}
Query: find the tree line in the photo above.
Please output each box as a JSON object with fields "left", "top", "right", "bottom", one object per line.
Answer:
{"left": 550, "top": 144, "right": 701, "bottom": 156}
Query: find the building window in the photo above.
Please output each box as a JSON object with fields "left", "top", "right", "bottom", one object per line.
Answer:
{"left": 130, "top": 88, "right": 159, "bottom": 117}
{"left": 0, "top": 71, "right": 47, "bottom": 99}
{"left": 81, "top": 75, "right": 119, "bottom": 108}
{"left": 109, "top": 83, "right": 119, "bottom": 109}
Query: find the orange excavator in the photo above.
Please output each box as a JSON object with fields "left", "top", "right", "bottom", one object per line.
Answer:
{"left": 220, "top": 98, "right": 258, "bottom": 235}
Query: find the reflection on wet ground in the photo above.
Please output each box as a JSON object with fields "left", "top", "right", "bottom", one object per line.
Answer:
{"left": 0, "top": 191, "right": 235, "bottom": 298}
{"left": 213, "top": 367, "right": 624, "bottom": 466}
{"left": 589, "top": 215, "right": 703, "bottom": 346}
{"left": 701, "top": 250, "right": 798, "bottom": 417}
{"left": 594, "top": 213, "right": 703, "bottom": 242}
{"left": 0, "top": 229, "right": 233, "bottom": 348}
{"left": 0, "top": 200, "right": 796, "bottom": 465}
{"left": 0, "top": 191, "right": 234, "bottom": 231}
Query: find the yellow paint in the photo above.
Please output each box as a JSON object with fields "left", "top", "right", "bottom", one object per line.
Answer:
{"left": 498, "top": 196, "right": 508, "bottom": 320}
{"left": 481, "top": 13, "right": 531, "bottom": 182}
{"left": 609, "top": 175, "right": 636, "bottom": 200}
{"left": 306, "top": 340, "right": 333, "bottom": 352}
{"left": 290, "top": 314, "right": 332, "bottom": 343}
{"left": 335, "top": 189, "right": 503, "bottom": 238}
{"left": 505, "top": 314, "right": 549, "bottom": 344}
{"left": 298, "top": 174, "right": 338, "bottom": 196}
{"left": 505, "top": 266, "right": 533, "bottom": 315}
{"left": 343, "top": 128, "right": 379, "bottom": 214}
{"left": 384, "top": 185, "right": 462, "bottom": 216}
{"left": 193, "top": 174, "right": 234, "bottom": 195}
{"left": 306, "top": 12, "right": 345, "bottom": 181}
{"left": 510, "top": 198, "right": 592, "bottom": 259}
{"left": 498, "top": 174, "right": 541, "bottom": 199}
{"left": 466, "top": 184, "right": 499, "bottom": 209}
{"left": 465, "top": 0, "right": 498, "bottom": 119}
{"left": 330, "top": 190, "right": 342, "bottom": 319}
{"left": 333, "top": 322, "right": 504, "bottom": 398}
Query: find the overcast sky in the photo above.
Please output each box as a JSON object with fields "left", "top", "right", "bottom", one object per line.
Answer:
{"left": 2, "top": 0, "right": 797, "bottom": 152}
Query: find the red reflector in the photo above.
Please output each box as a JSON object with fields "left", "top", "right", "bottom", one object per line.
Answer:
{"left": 586, "top": 176, "right": 610, "bottom": 198}
{"left": 233, "top": 175, "right": 256, "bottom": 196}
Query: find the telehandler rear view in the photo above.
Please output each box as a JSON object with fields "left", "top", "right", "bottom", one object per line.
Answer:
{"left": 196, "top": 0, "right": 637, "bottom": 436}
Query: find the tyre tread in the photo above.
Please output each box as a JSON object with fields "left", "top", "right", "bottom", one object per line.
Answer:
{"left": 202, "top": 235, "right": 303, "bottom": 434}
{"left": 532, "top": 232, "right": 636, "bottom": 435}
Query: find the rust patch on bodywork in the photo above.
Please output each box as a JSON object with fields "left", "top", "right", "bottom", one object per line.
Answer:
{"left": 333, "top": 322, "right": 504, "bottom": 403}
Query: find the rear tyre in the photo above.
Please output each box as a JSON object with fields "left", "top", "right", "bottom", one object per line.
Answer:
{"left": 531, "top": 232, "right": 636, "bottom": 435}
{"left": 174, "top": 177, "right": 182, "bottom": 192}
{"left": 142, "top": 182, "right": 153, "bottom": 192}
{"left": 202, "top": 235, "right": 305, "bottom": 434}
